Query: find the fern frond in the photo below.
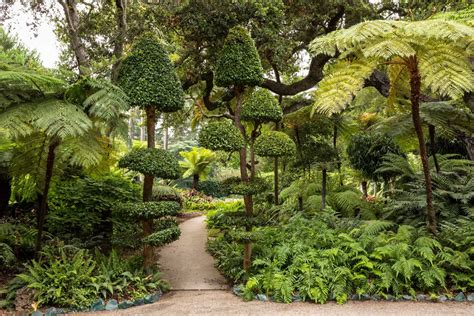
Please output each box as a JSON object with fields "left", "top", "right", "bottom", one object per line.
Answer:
{"left": 363, "top": 37, "right": 415, "bottom": 59}
{"left": 31, "top": 99, "right": 92, "bottom": 140}
{"left": 312, "top": 59, "right": 377, "bottom": 116}
{"left": 419, "top": 44, "right": 474, "bottom": 99}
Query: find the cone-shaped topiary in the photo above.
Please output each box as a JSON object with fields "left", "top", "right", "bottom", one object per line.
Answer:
{"left": 198, "top": 120, "right": 244, "bottom": 152}
{"left": 255, "top": 131, "right": 296, "bottom": 157}
{"left": 117, "top": 33, "right": 184, "bottom": 112}
{"left": 241, "top": 89, "right": 282, "bottom": 123}
{"left": 118, "top": 148, "right": 180, "bottom": 179}
{"left": 214, "top": 26, "right": 264, "bottom": 87}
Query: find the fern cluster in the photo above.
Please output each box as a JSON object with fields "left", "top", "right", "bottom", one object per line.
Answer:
{"left": 209, "top": 211, "right": 473, "bottom": 304}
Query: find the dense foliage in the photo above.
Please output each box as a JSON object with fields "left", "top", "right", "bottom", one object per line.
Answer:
{"left": 118, "top": 148, "right": 180, "bottom": 179}
{"left": 241, "top": 89, "right": 282, "bottom": 123}
{"left": 254, "top": 131, "right": 296, "bottom": 157}
{"left": 117, "top": 34, "right": 184, "bottom": 112}
{"left": 215, "top": 26, "right": 264, "bottom": 88}
{"left": 198, "top": 120, "right": 244, "bottom": 152}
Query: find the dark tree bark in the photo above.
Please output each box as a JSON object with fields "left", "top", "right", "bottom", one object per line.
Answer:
{"left": 408, "top": 57, "right": 437, "bottom": 235}
{"left": 321, "top": 167, "right": 327, "bottom": 209}
{"left": 192, "top": 174, "right": 199, "bottom": 190}
{"left": 142, "top": 106, "right": 156, "bottom": 268}
{"left": 361, "top": 180, "right": 368, "bottom": 198}
{"left": 35, "top": 140, "right": 60, "bottom": 254}
{"left": 428, "top": 124, "right": 440, "bottom": 173}
{"left": 0, "top": 172, "right": 11, "bottom": 218}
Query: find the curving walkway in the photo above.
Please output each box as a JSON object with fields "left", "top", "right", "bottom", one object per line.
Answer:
{"left": 158, "top": 215, "right": 228, "bottom": 290}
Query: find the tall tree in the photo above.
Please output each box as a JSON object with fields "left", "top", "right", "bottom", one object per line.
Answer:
{"left": 310, "top": 19, "right": 474, "bottom": 234}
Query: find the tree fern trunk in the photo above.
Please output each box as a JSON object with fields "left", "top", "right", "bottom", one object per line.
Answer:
{"left": 408, "top": 57, "right": 437, "bottom": 235}
{"left": 321, "top": 167, "right": 327, "bottom": 209}
{"left": 0, "top": 172, "right": 11, "bottom": 218}
{"left": 361, "top": 181, "right": 368, "bottom": 198}
{"left": 35, "top": 139, "right": 60, "bottom": 254}
{"left": 234, "top": 87, "right": 253, "bottom": 272}
{"left": 429, "top": 125, "right": 440, "bottom": 173}
{"left": 192, "top": 174, "right": 199, "bottom": 190}
{"left": 142, "top": 106, "right": 156, "bottom": 269}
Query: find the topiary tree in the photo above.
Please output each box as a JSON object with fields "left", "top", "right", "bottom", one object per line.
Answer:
{"left": 254, "top": 131, "right": 295, "bottom": 205}
{"left": 241, "top": 89, "right": 284, "bottom": 204}
{"left": 347, "top": 133, "right": 403, "bottom": 198}
{"left": 118, "top": 148, "right": 181, "bottom": 268}
{"left": 203, "top": 25, "right": 263, "bottom": 271}
{"left": 118, "top": 34, "right": 184, "bottom": 267}
{"left": 198, "top": 120, "right": 243, "bottom": 152}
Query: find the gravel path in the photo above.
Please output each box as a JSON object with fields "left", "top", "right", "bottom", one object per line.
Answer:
{"left": 85, "top": 215, "right": 473, "bottom": 316}
{"left": 158, "top": 215, "right": 228, "bottom": 290}
{"left": 92, "top": 291, "right": 473, "bottom": 316}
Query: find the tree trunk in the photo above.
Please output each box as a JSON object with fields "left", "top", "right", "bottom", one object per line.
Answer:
{"left": 333, "top": 123, "right": 343, "bottom": 186}
{"left": 428, "top": 125, "right": 440, "bottom": 173}
{"left": 111, "top": 0, "right": 127, "bottom": 81}
{"left": 234, "top": 88, "right": 253, "bottom": 272}
{"left": 0, "top": 172, "right": 11, "bottom": 218}
{"left": 408, "top": 57, "right": 437, "bottom": 235}
{"left": 162, "top": 114, "right": 169, "bottom": 150}
{"left": 127, "top": 109, "right": 135, "bottom": 149}
{"left": 321, "top": 167, "right": 327, "bottom": 209}
{"left": 298, "top": 195, "right": 304, "bottom": 212}
{"left": 58, "top": 0, "right": 91, "bottom": 76}
{"left": 361, "top": 180, "right": 368, "bottom": 198}
{"left": 35, "top": 140, "right": 60, "bottom": 254}
{"left": 142, "top": 107, "right": 156, "bottom": 269}
{"left": 192, "top": 174, "right": 199, "bottom": 190}
{"left": 140, "top": 113, "right": 146, "bottom": 142}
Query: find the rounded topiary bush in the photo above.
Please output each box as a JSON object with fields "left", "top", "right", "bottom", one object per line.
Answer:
{"left": 214, "top": 26, "right": 264, "bottom": 87}
{"left": 221, "top": 176, "right": 269, "bottom": 196}
{"left": 118, "top": 148, "right": 180, "bottom": 179}
{"left": 117, "top": 201, "right": 181, "bottom": 219}
{"left": 143, "top": 219, "right": 181, "bottom": 247}
{"left": 199, "top": 120, "right": 244, "bottom": 152}
{"left": 254, "top": 131, "right": 296, "bottom": 157}
{"left": 117, "top": 33, "right": 184, "bottom": 112}
{"left": 241, "top": 89, "right": 282, "bottom": 123}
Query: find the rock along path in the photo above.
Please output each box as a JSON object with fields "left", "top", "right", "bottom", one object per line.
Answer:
{"left": 158, "top": 215, "right": 228, "bottom": 290}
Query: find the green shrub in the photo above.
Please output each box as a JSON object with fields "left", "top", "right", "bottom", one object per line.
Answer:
{"left": 198, "top": 120, "right": 243, "bottom": 152}
{"left": 221, "top": 177, "right": 270, "bottom": 195}
{"left": 241, "top": 89, "right": 282, "bottom": 123}
{"left": 254, "top": 131, "right": 296, "bottom": 157}
{"left": 48, "top": 175, "right": 139, "bottom": 247}
{"left": 118, "top": 148, "right": 180, "bottom": 179}
{"left": 116, "top": 201, "right": 181, "bottom": 220}
{"left": 197, "top": 179, "right": 226, "bottom": 198}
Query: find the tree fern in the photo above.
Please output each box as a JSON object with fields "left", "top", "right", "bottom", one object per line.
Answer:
{"left": 312, "top": 59, "right": 377, "bottom": 116}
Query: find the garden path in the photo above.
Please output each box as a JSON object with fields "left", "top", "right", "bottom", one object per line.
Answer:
{"left": 158, "top": 215, "right": 228, "bottom": 290}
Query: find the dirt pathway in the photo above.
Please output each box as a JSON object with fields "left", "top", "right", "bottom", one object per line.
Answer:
{"left": 93, "top": 291, "right": 472, "bottom": 316}
{"left": 158, "top": 215, "right": 228, "bottom": 290}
